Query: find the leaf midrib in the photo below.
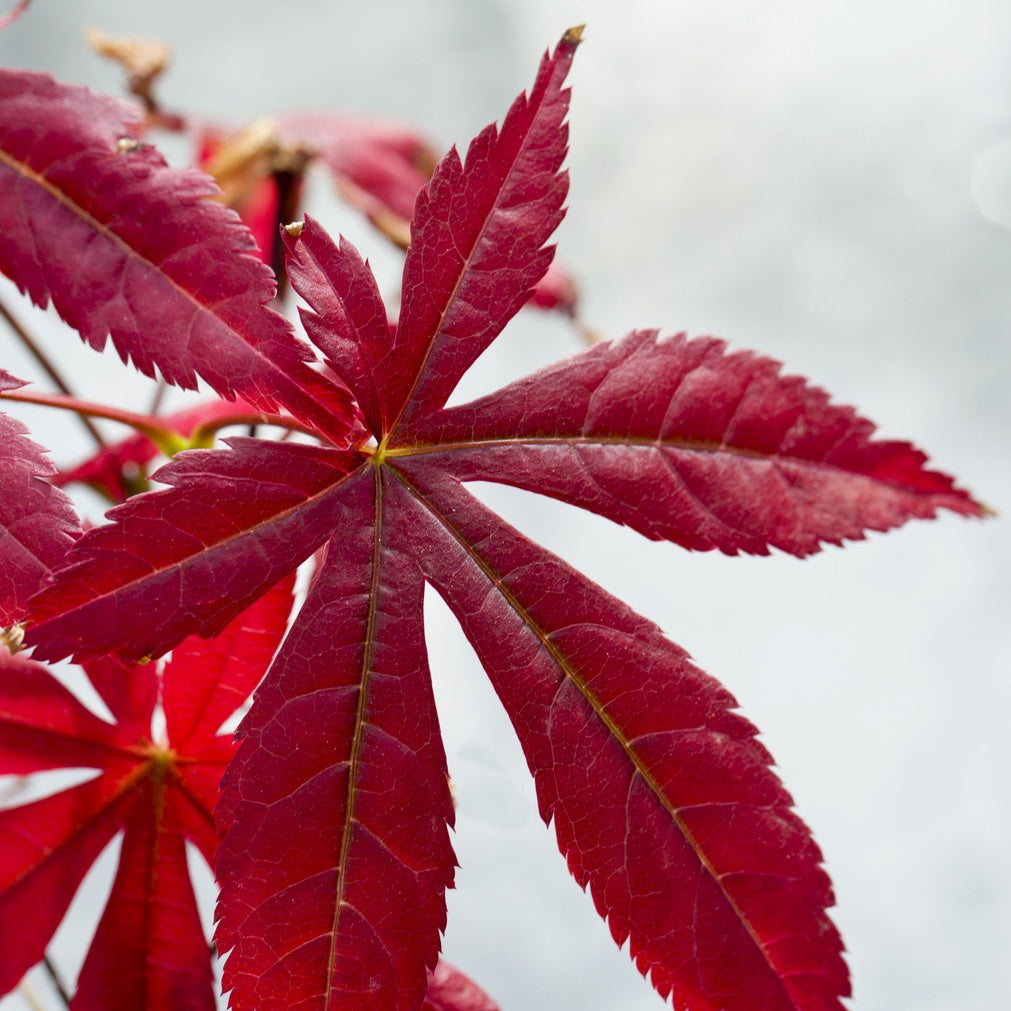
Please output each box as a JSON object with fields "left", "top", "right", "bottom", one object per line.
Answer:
{"left": 384, "top": 76, "right": 559, "bottom": 442}
{"left": 325, "top": 467, "right": 383, "bottom": 1009}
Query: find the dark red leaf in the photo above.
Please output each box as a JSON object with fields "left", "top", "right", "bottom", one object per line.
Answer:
{"left": 25, "top": 439, "right": 358, "bottom": 664}
{"left": 0, "top": 371, "right": 80, "bottom": 624}
{"left": 0, "top": 575, "right": 293, "bottom": 1007}
{"left": 215, "top": 470, "right": 456, "bottom": 1011}
{"left": 394, "top": 464, "right": 849, "bottom": 1010}
{"left": 386, "top": 28, "right": 579, "bottom": 436}
{"left": 283, "top": 216, "right": 394, "bottom": 436}
{"left": 410, "top": 330, "right": 982, "bottom": 556}
{"left": 0, "top": 70, "right": 355, "bottom": 444}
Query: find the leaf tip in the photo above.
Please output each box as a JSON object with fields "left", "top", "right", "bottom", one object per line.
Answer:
{"left": 563, "top": 24, "right": 585, "bottom": 47}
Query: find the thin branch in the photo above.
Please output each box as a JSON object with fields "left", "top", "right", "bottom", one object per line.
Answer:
{"left": 148, "top": 376, "right": 168, "bottom": 415}
{"left": 42, "top": 955, "right": 70, "bottom": 1008}
{"left": 0, "top": 386, "right": 188, "bottom": 454}
{"left": 0, "top": 297, "right": 106, "bottom": 449}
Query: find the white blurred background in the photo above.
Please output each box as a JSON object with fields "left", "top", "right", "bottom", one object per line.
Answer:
{"left": 1, "top": 1, "right": 1008, "bottom": 1009}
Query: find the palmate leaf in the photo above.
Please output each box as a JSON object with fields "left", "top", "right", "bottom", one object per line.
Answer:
{"left": 0, "top": 70, "right": 355, "bottom": 445}
{"left": 0, "top": 575, "right": 295, "bottom": 1008}
{"left": 13, "top": 27, "right": 982, "bottom": 1011}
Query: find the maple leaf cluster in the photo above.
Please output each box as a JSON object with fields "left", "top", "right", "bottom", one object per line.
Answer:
{"left": 0, "top": 21, "right": 983, "bottom": 1011}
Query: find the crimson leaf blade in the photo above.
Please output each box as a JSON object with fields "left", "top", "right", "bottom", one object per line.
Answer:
{"left": 283, "top": 215, "right": 393, "bottom": 436}
{"left": 0, "top": 650, "right": 129, "bottom": 775}
{"left": 394, "top": 463, "right": 848, "bottom": 1010}
{"left": 0, "top": 779, "right": 136, "bottom": 995}
{"left": 0, "top": 371, "right": 80, "bottom": 624}
{"left": 162, "top": 572, "right": 296, "bottom": 752}
{"left": 24, "top": 439, "right": 358, "bottom": 664}
{"left": 71, "top": 783, "right": 216, "bottom": 1011}
{"left": 215, "top": 470, "right": 455, "bottom": 1011}
{"left": 411, "top": 330, "right": 982, "bottom": 556}
{"left": 0, "top": 70, "right": 355, "bottom": 443}
{"left": 0, "top": 579, "right": 294, "bottom": 1006}
{"left": 386, "top": 28, "right": 579, "bottom": 436}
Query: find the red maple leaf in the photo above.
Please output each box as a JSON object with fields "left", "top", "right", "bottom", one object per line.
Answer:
{"left": 0, "top": 27, "right": 983, "bottom": 1011}
{"left": 0, "top": 573, "right": 295, "bottom": 1009}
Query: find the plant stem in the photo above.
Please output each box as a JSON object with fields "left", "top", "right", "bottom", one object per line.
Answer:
{"left": 0, "top": 297, "right": 106, "bottom": 449}
{"left": 1, "top": 384, "right": 315, "bottom": 453}
{"left": 0, "top": 387, "right": 188, "bottom": 456}
{"left": 148, "top": 377, "right": 168, "bottom": 416}
{"left": 42, "top": 955, "right": 70, "bottom": 1009}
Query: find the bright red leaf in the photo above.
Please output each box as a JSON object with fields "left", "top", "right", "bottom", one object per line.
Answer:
{"left": 4, "top": 25, "right": 983, "bottom": 1011}
{"left": 0, "top": 573, "right": 295, "bottom": 1008}
{"left": 0, "top": 69, "right": 356, "bottom": 445}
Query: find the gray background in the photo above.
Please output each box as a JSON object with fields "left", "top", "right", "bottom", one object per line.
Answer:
{"left": 1, "top": 1, "right": 1008, "bottom": 1009}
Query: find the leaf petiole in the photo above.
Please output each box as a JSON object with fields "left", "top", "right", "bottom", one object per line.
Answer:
{"left": 0, "top": 386, "right": 188, "bottom": 456}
